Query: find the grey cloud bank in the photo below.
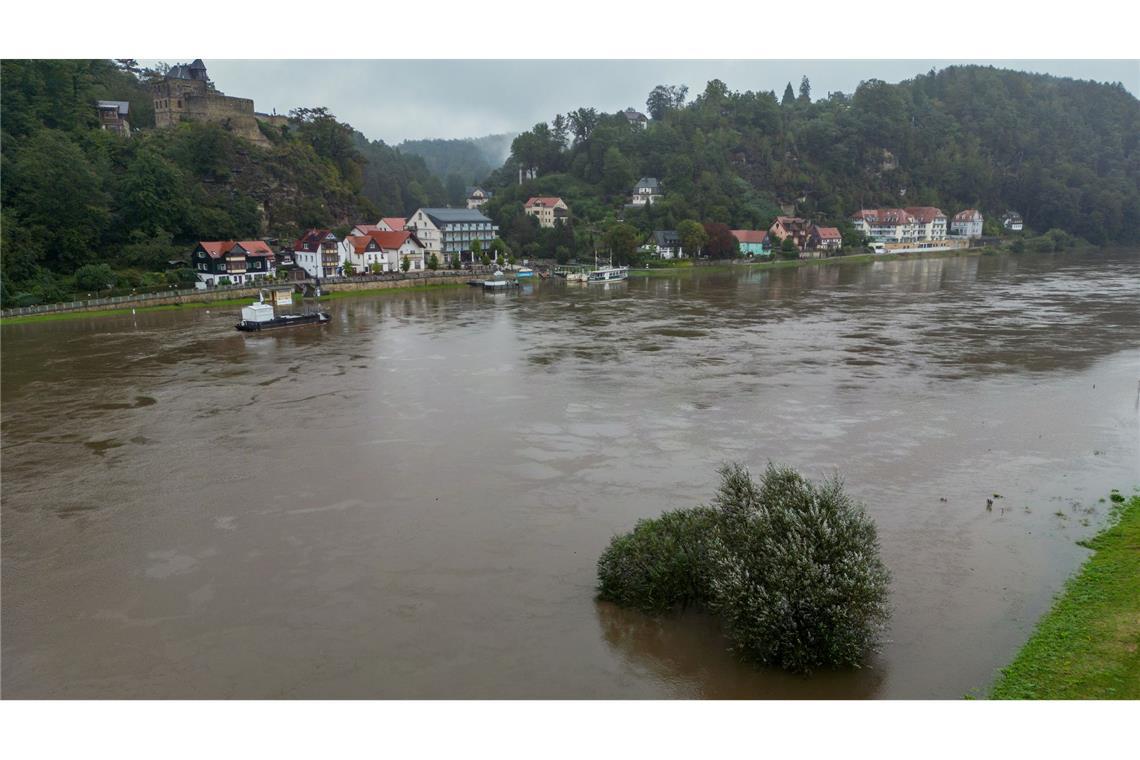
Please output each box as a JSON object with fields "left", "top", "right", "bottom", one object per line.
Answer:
{"left": 150, "top": 59, "right": 1139, "bottom": 145}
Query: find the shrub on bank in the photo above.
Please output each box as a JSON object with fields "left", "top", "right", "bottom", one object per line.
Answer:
{"left": 596, "top": 463, "right": 891, "bottom": 674}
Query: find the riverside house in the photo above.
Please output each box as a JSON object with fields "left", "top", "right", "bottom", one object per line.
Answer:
{"left": 950, "top": 209, "right": 984, "bottom": 238}
{"left": 768, "top": 216, "right": 812, "bottom": 251}
{"left": 293, "top": 229, "right": 342, "bottom": 278}
{"left": 366, "top": 230, "right": 428, "bottom": 271}
{"left": 731, "top": 230, "right": 769, "bottom": 256}
{"left": 807, "top": 226, "right": 843, "bottom": 256}
{"left": 405, "top": 208, "right": 498, "bottom": 264}
{"left": 650, "top": 230, "right": 684, "bottom": 259}
{"left": 192, "top": 240, "right": 275, "bottom": 287}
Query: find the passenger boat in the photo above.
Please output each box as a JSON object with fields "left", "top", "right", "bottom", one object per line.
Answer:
{"left": 585, "top": 251, "right": 629, "bottom": 283}
{"left": 515, "top": 267, "right": 535, "bottom": 279}
{"left": 235, "top": 287, "right": 329, "bottom": 331}
{"left": 586, "top": 265, "right": 629, "bottom": 283}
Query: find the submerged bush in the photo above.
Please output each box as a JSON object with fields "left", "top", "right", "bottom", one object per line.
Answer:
{"left": 597, "top": 506, "right": 719, "bottom": 612}
{"left": 709, "top": 465, "right": 891, "bottom": 673}
{"left": 596, "top": 463, "right": 891, "bottom": 674}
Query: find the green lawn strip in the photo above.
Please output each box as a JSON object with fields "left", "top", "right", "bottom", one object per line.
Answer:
{"left": 0, "top": 301, "right": 234, "bottom": 325}
{"left": 1, "top": 281, "right": 468, "bottom": 325}
{"left": 990, "top": 494, "right": 1140, "bottom": 699}
{"left": 631, "top": 249, "right": 984, "bottom": 278}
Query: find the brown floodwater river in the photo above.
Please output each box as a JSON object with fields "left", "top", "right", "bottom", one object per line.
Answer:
{"left": 2, "top": 250, "right": 1138, "bottom": 699}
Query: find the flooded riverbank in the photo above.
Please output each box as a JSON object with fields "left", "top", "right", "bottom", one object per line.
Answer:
{"left": 2, "top": 249, "right": 1137, "bottom": 698}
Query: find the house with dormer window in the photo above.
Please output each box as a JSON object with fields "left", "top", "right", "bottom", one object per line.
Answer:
{"left": 293, "top": 229, "right": 342, "bottom": 277}
{"left": 630, "top": 177, "right": 662, "bottom": 206}
{"left": 192, "top": 240, "right": 275, "bottom": 286}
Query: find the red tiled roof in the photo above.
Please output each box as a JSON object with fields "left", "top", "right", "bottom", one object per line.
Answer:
{"left": 365, "top": 230, "right": 424, "bottom": 251}
{"left": 345, "top": 235, "right": 380, "bottom": 254}
{"left": 525, "top": 196, "right": 565, "bottom": 208}
{"left": 197, "top": 241, "right": 234, "bottom": 258}
{"left": 953, "top": 209, "right": 982, "bottom": 221}
{"left": 731, "top": 230, "right": 768, "bottom": 244}
{"left": 852, "top": 208, "right": 914, "bottom": 223}
{"left": 904, "top": 206, "right": 947, "bottom": 223}
{"left": 379, "top": 217, "right": 407, "bottom": 231}
{"left": 236, "top": 240, "right": 274, "bottom": 256}
{"left": 198, "top": 240, "right": 274, "bottom": 258}
{"left": 813, "top": 226, "right": 842, "bottom": 239}
{"left": 352, "top": 224, "right": 381, "bottom": 235}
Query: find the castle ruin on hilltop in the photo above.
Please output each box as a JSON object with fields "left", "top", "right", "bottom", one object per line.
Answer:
{"left": 150, "top": 60, "right": 286, "bottom": 147}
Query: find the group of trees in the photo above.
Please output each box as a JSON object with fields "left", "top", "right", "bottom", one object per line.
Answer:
{"left": 475, "top": 66, "right": 1138, "bottom": 263}
{"left": 0, "top": 59, "right": 448, "bottom": 307}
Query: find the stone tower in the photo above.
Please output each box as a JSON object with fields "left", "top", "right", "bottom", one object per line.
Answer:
{"left": 151, "top": 60, "right": 270, "bottom": 146}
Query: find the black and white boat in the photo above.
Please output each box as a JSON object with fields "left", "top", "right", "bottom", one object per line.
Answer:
{"left": 235, "top": 286, "right": 329, "bottom": 332}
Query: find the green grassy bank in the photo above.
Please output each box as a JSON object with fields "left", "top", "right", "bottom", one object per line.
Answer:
{"left": 990, "top": 493, "right": 1140, "bottom": 699}
{"left": 0, "top": 281, "right": 468, "bottom": 326}
{"left": 0, "top": 297, "right": 256, "bottom": 325}
{"left": 631, "top": 248, "right": 987, "bottom": 277}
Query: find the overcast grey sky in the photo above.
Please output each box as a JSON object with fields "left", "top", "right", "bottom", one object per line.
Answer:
{"left": 158, "top": 60, "right": 1139, "bottom": 146}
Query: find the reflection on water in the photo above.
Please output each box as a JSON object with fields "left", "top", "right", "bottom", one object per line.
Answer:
{"left": 2, "top": 249, "right": 1138, "bottom": 698}
{"left": 596, "top": 602, "right": 886, "bottom": 699}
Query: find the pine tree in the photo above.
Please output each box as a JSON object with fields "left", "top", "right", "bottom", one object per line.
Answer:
{"left": 781, "top": 82, "right": 796, "bottom": 106}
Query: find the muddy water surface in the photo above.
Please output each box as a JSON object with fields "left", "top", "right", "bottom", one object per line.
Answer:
{"left": 3, "top": 250, "right": 1138, "bottom": 698}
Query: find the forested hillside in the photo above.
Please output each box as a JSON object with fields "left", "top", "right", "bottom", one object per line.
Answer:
{"left": 0, "top": 60, "right": 442, "bottom": 306}
{"left": 397, "top": 133, "right": 516, "bottom": 205}
{"left": 480, "top": 66, "right": 1139, "bottom": 260}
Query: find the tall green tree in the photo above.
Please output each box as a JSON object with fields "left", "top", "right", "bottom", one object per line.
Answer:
{"left": 781, "top": 82, "right": 796, "bottom": 106}
{"left": 677, "top": 219, "right": 708, "bottom": 257}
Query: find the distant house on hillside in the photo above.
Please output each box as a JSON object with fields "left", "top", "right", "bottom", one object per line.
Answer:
{"left": 466, "top": 187, "right": 493, "bottom": 209}
{"left": 950, "top": 209, "right": 984, "bottom": 238}
{"left": 623, "top": 108, "right": 649, "bottom": 129}
{"left": 731, "top": 230, "right": 769, "bottom": 257}
{"left": 1002, "top": 211, "right": 1024, "bottom": 232}
{"left": 651, "top": 230, "right": 684, "bottom": 259}
{"left": 524, "top": 197, "right": 569, "bottom": 228}
{"left": 96, "top": 100, "right": 130, "bottom": 137}
{"left": 192, "top": 240, "right": 275, "bottom": 286}
{"left": 630, "top": 177, "right": 663, "bottom": 206}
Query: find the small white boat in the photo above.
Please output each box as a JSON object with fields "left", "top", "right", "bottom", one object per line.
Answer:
{"left": 515, "top": 267, "right": 535, "bottom": 279}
